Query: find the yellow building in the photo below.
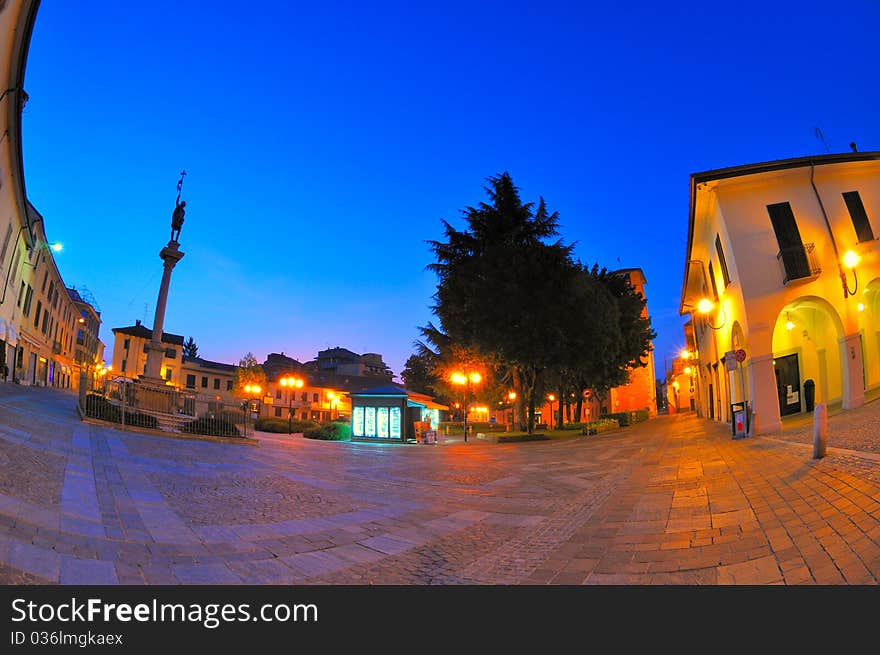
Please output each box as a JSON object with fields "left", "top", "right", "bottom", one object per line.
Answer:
{"left": 680, "top": 150, "right": 880, "bottom": 434}
{"left": 0, "top": 0, "right": 40, "bottom": 382}
{"left": 111, "top": 321, "right": 183, "bottom": 385}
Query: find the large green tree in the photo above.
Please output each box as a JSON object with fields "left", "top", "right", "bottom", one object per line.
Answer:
{"left": 233, "top": 352, "right": 267, "bottom": 398}
{"left": 424, "top": 172, "right": 655, "bottom": 432}
{"left": 425, "top": 172, "right": 580, "bottom": 431}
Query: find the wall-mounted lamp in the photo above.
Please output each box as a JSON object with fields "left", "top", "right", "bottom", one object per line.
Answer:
{"left": 697, "top": 297, "right": 726, "bottom": 330}
{"left": 785, "top": 312, "right": 795, "bottom": 331}
{"left": 842, "top": 250, "right": 859, "bottom": 297}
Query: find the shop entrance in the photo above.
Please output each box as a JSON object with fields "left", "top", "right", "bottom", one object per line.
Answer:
{"left": 774, "top": 353, "right": 801, "bottom": 416}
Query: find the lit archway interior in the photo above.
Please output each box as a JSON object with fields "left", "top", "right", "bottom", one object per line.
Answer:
{"left": 858, "top": 279, "right": 880, "bottom": 392}
{"left": 772, "top": 296, "right": 844, "bottom": 414}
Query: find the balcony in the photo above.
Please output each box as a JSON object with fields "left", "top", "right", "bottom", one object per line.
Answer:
{"left": 777, "top": 243, "right": 820, "bottom": 286}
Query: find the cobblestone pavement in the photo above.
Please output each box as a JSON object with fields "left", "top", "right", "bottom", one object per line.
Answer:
{"left": 1, "top": 385, "right": 880, "bottom": 585}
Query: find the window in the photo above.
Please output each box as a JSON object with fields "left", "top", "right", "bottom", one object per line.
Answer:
{"left": 275, "top": 389, "right": 282, "bottom": 399}
{"left": 213, "top": 378, "right": 220, "bottom": 390}
{"left": 186, "top": 374, "right": 196, "bottom": 389}
{"left": 124, "top": 339, "right": 130, "bottom": 350}
{"left": 165, "top": 348, "right": 176, "bottom": 359}
{"left": 42, "top": 312, "right": 49, "bottom": 334}
{"left": 47, "top": 281, "right": 54, "bottom": 303}
{"left": 41, "top": 270, "right": 48, "bottom": 293}
{"left": 226, "top": 380, "right": 233, "bottom": 391}
{"left": 313, "top": 393, "right": 319, "bottom": 402}
{"left": 17, "top": 281, "right": 25, "bottom": 307}
{"left": 274, "top": 407, "right": 282, "bottom": 417}
{"left": 23, "top": 285, "right": 33, "bottom": 316}
{"left": 0, "top": 224, "right": 12, "bottom": 268}
{"left": 121, "top": 360, "right": 127, "bottom": 373}
{"left": 164, "top": 368, "right": 173, "bottom": 381}
{"left": 843, "top": 191, "right": 874, "bottom": 243}
{"left": 34, "top": 301, "right": 42, "bottom": 327}
{"left": 9, "top": 248, "right": 19, "bottom": 288}
{"left": 767, "top": 202, "right": 810, "bottom": 281}
{"left": 301, "top": 392, "right": 308, "bottom": 402}
{"left": 715, "top": 235, "right": 730, "bottom": 286}
{"left": 201, "top": 376, "right": 208, "bottom": 388}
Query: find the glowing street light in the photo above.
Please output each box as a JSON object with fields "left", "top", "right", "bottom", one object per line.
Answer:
{"left": 279, "top": 375, "right": 304, "bottom": 434}
{"left": 327, "top": 391, "right": 339, "bottom": 420}
{"left": 450, "top": 369, "right": 482, "bottom": 443}
{"left": 548, "top": 393, "right": 556, "bottom": 430}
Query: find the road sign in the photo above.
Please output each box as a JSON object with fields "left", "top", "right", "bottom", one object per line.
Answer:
{"left": 735, "top": 349, "right": 746, "bottom": 363}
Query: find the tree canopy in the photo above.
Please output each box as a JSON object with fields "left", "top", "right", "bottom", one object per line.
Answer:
{"left": 182, "top": 336, "right": 199, "bottom": 358}
{"left": 233, "top": 352, "right": 267, "bottom": 397}
{"left": 421, "top": 172, "right": 655, "bottom": 431}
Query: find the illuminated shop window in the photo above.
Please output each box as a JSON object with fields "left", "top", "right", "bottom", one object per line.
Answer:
{"left": 377, "top": 407, "right": 389, "bottom": 438}
{"left": 353, "top": 406, "right": 365, "bottom": 437}
{"left": 365, "top": 407, "right": 376, "bottom": 437}
{"left": 390, "top": 407, "right": 401, "bottom": 439}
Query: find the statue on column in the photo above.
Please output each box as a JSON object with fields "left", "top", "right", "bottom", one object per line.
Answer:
{"left": 170, "top": 170, "right": 187, "bottom": 243}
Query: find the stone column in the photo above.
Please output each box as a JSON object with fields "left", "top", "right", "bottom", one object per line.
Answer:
{"left": 839, "top": 333, "right": 865, "bottom": 410}
{"left": 747, "top": 353, "right": 781, "bottom": 435}
{"left": 142, "top": 241, "right": 185, "bottom": 382}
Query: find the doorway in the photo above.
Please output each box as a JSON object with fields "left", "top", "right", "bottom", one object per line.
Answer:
{"left": 774, "top": 353, "right": 801, "bottom": 416}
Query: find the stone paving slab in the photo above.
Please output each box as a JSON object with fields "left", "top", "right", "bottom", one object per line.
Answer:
{"left": 2, "top": 385, "right": 880, "bottom": 584}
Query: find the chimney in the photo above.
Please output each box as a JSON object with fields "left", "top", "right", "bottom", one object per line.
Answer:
{"left": 135, "top": 319, "right": 141, "bottom": 326}
{"left": 850, "top": 142, "right": 858, "bottom": 152}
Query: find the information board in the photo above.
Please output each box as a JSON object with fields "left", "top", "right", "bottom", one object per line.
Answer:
{"left": 377, "top": 407, "right": 389, "bottom": 438}
{"left": 390, "top": 407, "right": 401, "bottom": 439}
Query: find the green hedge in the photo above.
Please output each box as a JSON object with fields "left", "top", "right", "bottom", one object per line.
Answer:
{"left": 254, "top": 417, "right": 319, "bottom": 433}
{"left": 304, "top": 422, "right": 351, "bottom": 441}
{"left": 181, "top": 415, "right": 241, "bottom": 438}
{"left": 600, "top": 411, "right": 632, "bottom": 427}
{"left": 83, "top": 394, "right": 158, "bottom": 429}
{"left": 438, "top": 421, "right": 506, "bottom": 432}
{"left": 583, "top": 418, "right": 620, "bottom": 435}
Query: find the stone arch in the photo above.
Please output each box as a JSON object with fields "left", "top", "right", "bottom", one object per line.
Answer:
{"left": 771, "top": 296, "right": 845, "bottom": 415}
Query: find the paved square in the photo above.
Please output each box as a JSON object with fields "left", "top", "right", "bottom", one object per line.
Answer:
{"left": 1, "top": 386, "right": 880, "bottom": 584}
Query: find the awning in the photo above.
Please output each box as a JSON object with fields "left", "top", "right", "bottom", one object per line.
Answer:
{"left": 0, "top": 318, "right": 18, "bottom": 346}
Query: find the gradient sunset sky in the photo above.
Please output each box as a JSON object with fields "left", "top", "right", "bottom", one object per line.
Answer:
{"left": 20, "top": 1, "right": 880, "bottom": 378}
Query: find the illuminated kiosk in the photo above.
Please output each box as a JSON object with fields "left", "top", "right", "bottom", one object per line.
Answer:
{"left": 348, "top": 385, "right": 447, "bottom": 443}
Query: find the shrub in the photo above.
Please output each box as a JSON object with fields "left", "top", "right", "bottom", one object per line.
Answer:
{"left": 438, "top": 421, "right": 505, "bottom": 432}
{"left": 304, "top": 422, "right": 351, "bottom": 441}
{"left": 83, "top": 394, "right": 158, "bottom": 429}
{"left": 254, "top": 417, "right": 319, "bottom": 433}
{"left": 583, "top": 418, "right": 620, "bottom": 435}
{"left": 633, "top": 408, "right": 650, "bottom": 423}
{"left": 181, "top": 415, "right": 241, "bottom": 438}
{"left": 600, "top": 411, "right": 631, "bottom": 427}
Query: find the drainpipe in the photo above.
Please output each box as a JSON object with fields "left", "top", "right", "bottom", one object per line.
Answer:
{"left": 809, "top": 160, "right": 850, "bottom": 297}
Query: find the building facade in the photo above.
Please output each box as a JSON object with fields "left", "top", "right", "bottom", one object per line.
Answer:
{"left": 680, "top": 150, "right": 880, "bottom": 434}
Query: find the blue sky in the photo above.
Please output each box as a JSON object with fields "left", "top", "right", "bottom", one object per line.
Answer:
{"left": 20, "top": 1, "right": 880, "bottom": 379}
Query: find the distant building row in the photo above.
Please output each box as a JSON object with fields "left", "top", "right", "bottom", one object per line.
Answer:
{"left": 108, "top": 323, "right": 395, "bottom": 422}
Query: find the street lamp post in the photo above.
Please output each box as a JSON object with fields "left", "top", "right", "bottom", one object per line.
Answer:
{"left": 507, "top": 391, "right": 517, "bottom": 431}
{"left": 243, "top": 383, "right": 262, "bottom": 435}
{"left": 548, "top": 394, "right": 556, "bottom": 430}
{"left": 327, "top": 392, "right": 338, "bottom": 420}
{"left": 451, "top": 370, "right": 482, "bottom": 443}
{"left": 279, "top": 375, "right": 304, "bottom": 434}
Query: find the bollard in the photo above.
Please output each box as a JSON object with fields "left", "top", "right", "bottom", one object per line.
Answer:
{"left": 813, "top": 403, "right": 827, "bottom": 459}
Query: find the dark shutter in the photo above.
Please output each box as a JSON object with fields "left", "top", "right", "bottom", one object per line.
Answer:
{"left": 842, "top": 191, "right": 874, "bottom": 243}
{"left": 767, "top": 202, "right": 810, "bottom": 281}
{"left": 715, "top": 235, "right": 731, "bottom": 286}
{"left": 708, "top": 261, "right": 718, "bottom": 300}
